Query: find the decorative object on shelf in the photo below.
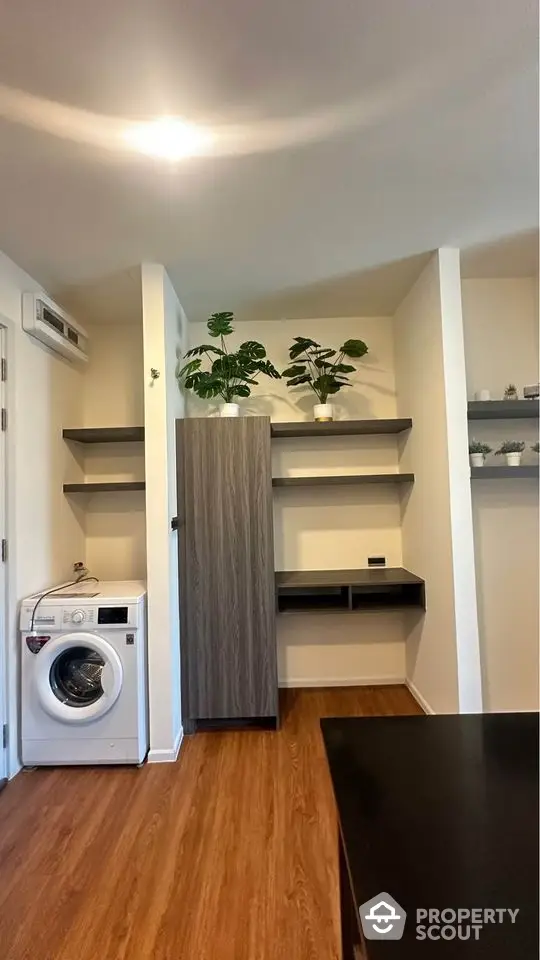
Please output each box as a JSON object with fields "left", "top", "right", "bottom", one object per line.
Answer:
{"left": 474, "top": 389, "right": 491, "bottom": 401}
{"left": 469, "top": 439, "right": 492, "bottom": 467}
{"left": 495, "top": 440, "right": 525, "bottom": 466}
{"left": 282, "top": 336, "right": 368, "bottom": 421}
{"left": 503, "top": 383, "right": 519, "bottom": 400}
{"left": 524, "top": 383, "right": 540, "bottom": 399}
{"left": 531, "top": 442, "right": 540, "bottom": 454}
{"left": 177, "top": 312, "right": 280, "bottom": 416}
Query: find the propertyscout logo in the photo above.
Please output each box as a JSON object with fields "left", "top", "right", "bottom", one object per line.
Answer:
{"left": 359, "top": 893, "right": 520, "bottom": 942}
{"left": 360, "top": 893, "right": 406, "bottom": 940}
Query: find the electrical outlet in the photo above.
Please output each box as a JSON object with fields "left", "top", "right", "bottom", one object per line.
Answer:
{"left": 368, "top": 556, "right": 386, "bottom": 567}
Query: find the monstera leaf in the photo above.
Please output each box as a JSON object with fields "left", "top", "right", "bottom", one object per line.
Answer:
{"left": 207, "top": 312, "right": 234, "bottom": 337}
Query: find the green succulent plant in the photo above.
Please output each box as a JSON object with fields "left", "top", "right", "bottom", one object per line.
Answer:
{"left": 495, "top": 440, "right": 525, "bottom": 454}
{"left": 177, "top": 312, "right": 280, "bottom": 403}
{"left": 469, "top": 440, "right": 492, "bottom": 455}
{"left": 503, "top": 383, "right": 519, "bottom": 399}
{"left": 282, "top": 336, "right": 368, "bottom": 403}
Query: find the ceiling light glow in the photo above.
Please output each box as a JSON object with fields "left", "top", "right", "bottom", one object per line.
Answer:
{"left": 123, "top": 116, "right": 214, "bottom": 160}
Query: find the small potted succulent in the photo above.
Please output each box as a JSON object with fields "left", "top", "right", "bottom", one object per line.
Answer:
{"left": 531, "top": 442, "right": 540, "bottom": 454}
{"left": 469, "top": 439, "right": 492, "bottom": 467}
{"left": 503, "top": 383, "right": 519, "bottom": 400}
{"left": 495, "top": 440, "right": 525, "bottom": 466}
{"left": 282, "top": 336, "right": 368, "bottom": 421}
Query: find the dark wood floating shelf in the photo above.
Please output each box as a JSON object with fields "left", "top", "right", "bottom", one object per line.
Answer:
{"left": 275, "top": 567, "right": 425, "bottom": 613}
{"left": 270, "top": 418, "right": 412, "bottom": 438}
{"left": 467, "top": 400, "right": 539, "bottom": 420}
{"left": 272, "top": 473, "right": 414, "bottom": 487}
{"left": 63, "top": 427, "right": 145, "bottom": 443}
{"left": 471, "top": 465, "right": 539, "bottom": 480}
{"left": 63, "top": 481, "right": 146, "bottom": 493}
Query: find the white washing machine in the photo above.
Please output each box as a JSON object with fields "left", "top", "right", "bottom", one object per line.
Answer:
{"left": 20, "top": 581, "right": 148, "bottom": 765}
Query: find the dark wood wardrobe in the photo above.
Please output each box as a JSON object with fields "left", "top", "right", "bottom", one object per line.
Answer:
{"left": 176, "top": 417, "right": 278, "bottom": 731}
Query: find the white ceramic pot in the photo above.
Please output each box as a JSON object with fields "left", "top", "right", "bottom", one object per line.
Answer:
{"left": 470, "top": 453, "right": 485, "bottom": 467}
{"left": 506, "top": 452, "right": 522, "bottom": 466}
{"left": 314, "top": 403, "right": 334, "bottom": 422}
{"left": 475, "top": 389, "right": 491, "bottom": 401}
{"left": 219, "top": 402, "right": 240, "bottom": 418}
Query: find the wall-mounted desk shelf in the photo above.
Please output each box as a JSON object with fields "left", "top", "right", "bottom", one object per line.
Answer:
{"left": 275, "top": 567, "right": 425, "bottom": 613}
{"left": 272, "top": 473, "right": 414, "bottom": 487}
{"left": 63, "top": 427, "right": 145, "bottom": 443}
{"left": 270, "top": 418, "right": 412, "bottom": 438}
{"left": 471, "top": 466, "right": 539, "bottom": 480}
{"left": 63, "top": 481, "right": 146, "bottom": 493}
{"left": 467, "top": 400, "right": 539, "bottom": 420}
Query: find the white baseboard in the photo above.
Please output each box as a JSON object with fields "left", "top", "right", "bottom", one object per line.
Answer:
{"left": 147, "top": 727, "right": 184, "bottom": 764}
{"left": 279, "top": 675, "right": 406, "bottom": 688}
{"left": 406, "top": 679, "right": 435, "bottom": 715}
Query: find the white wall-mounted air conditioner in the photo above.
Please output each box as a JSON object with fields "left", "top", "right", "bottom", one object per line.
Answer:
{"left": 22, "top": 292, "right": 89, "bottom": 363}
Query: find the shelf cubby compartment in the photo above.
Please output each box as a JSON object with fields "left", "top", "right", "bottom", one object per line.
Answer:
{"left": 277, "top": 585, "right": 350, "bottom": 613}
{"left": 63, "top": 427, "right": 145, "bottom": 443}
{"left": 275, "top": 568, "right": 425, "bottom": 614}
{"left": 467, "top": 400, "right": 539, "bottom": 420}
{"left": 270, "top": 418, "right": 412, "bottom": 438}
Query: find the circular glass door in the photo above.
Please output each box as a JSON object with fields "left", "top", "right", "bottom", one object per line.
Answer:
{"left": 50, "top": 646, "right": 105, "bottom": 708}
{"left": 34, "top": 632, "right": 123, "bottom": 723}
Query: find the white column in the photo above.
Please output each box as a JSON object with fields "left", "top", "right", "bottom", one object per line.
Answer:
{"left": 394, "top": 249, "right": 482, "bottom": 713}
{"left": 141, "top": 264, "right": 188, "bottom": 759}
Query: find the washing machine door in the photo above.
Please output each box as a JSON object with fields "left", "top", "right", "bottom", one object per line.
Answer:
{"left": 34, "top": 632, "right": 123, "bottom": 723}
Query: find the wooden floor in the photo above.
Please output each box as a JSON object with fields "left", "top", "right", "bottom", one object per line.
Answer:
{"left": 0, "top": 686, "right": 421, "bottom": 960}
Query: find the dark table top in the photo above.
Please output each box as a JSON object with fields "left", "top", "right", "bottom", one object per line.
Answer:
{"left": 321, "top": 713, "right": 539, "bottom": 958}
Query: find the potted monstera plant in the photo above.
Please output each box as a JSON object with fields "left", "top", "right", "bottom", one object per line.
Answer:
{"left": 177, "top": 312, "right": 280, "bottom": 416}
{"left": 282, "top": 336, "right": 368, "bottom": 421}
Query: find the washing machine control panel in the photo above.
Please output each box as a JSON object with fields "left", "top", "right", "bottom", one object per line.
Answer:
{"left": 62, "top": 607, "right": 96, "bottom": 626}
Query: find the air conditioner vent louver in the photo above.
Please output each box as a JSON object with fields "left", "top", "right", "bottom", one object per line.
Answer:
{"left": 22, "top": 293, "right": 88, "bottom": 363}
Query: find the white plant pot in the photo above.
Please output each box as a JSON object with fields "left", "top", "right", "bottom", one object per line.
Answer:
{"left": 470, "top": 453, "right": 485, "bottom": 467}
{"left": 219, "top": 402, "right": 240, "bottom": 418}
{"left": 314, "top": 403, "right": 334, "bottom": 422}
{"left": 505, "top": 452, "right": 522, "bottom": 466}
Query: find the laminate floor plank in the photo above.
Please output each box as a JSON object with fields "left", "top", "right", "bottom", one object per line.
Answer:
{"left": 0, "top": 686, "right": 422, "bottom": 960}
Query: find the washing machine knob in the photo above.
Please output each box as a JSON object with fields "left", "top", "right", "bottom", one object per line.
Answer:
{"left": 72, "top": 609, "right": 85, "bottom": 624}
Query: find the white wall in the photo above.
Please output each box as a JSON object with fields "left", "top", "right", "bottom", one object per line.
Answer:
{"left": 462, "top": 278, "right": 539, "bottom": 711}
{"left": 394, "top": 250, "right": 482, "bottom": 714}
{"left": 0, "top": 250, "right": 85, "bottom": 776}
{"left": 77, "top": 322, "right": 146, "bottom": 581}
{"left": 82, "top": 322, "right": 144, "bottom": 429}
{"left": 462, "top": 279, "right": 539, "bottom": 400}
{"left": 142, "top": 264, "right": 187, "bottom": 760}
{"left": 187, "top": 315, "right": 406, "bottom": 686}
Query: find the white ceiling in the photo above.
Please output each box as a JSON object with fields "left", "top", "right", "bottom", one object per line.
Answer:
{"left": 0, "top": 0, "right": 537, "bottom": 322}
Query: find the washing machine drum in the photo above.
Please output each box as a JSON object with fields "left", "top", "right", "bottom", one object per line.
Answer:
{"left": 34, "top": 632, "right": 124, "bottom": 723}
{"left": 51, "top": 647, "right": 106, "bottom": 707}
